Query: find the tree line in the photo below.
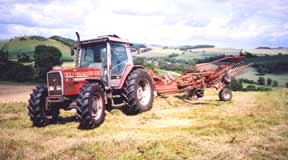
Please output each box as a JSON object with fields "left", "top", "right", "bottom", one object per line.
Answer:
{"left": 228, "top": 77, "right": 280, "bottom": 92}
{"left": 0, "top": 45, "right": 62, "bottom": 82}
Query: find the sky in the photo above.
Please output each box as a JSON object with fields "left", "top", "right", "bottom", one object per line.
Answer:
{"left": 0, "top": 0, "right": 287, "bottom": 48}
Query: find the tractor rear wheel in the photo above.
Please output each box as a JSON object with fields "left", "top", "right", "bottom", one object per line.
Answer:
{"left": 28, "top": 85, "right": 59, "bottom": 127}
{"left": 76, "top": 83, "right": 106, "bottom": 129}
{"left": 219, "top": 88, "right": 232, "bottom": 101}
{"left": 122, "top": 69, "right": 154, "bottom": 115}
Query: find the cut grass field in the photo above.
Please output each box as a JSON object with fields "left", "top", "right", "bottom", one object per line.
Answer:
{"left": 0, "top": 84, "right": 287, "bottom": 160}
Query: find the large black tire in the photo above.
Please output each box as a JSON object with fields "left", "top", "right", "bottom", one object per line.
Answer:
{"left": 219, "top": 88, "right": 232, "bottom": 101}
{"left": 28, "top": 85, "right": 59, "bottom": 127}
{"left": 76, "top": 83, "right": 106, "bottom": 129}
{"left": 122, "top": 69, "right": 154, "bottom": 115}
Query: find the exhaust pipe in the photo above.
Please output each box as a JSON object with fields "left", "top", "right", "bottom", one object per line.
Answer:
{"left": 74, "top": 32, "right": 80, "bottom": 68}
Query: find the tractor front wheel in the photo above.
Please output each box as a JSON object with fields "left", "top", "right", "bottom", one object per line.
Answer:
{"left": 219, "top": 88, "right": 232, "bottom": 101}
{"left": 28, "top": 85, "right": 59, "bottom": 127}
{"left": 122, "top": 69, "right": 154, "bottom": 115}
{"left": 76, "top": 83, "right": 106, "bottom": 129}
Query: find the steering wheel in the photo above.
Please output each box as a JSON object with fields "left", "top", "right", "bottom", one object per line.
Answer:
{"left": 111, "top": 61, "right": 126, "bottom": 73}
{"left": 112, "top": 61, "right": 125, "bottom": 69}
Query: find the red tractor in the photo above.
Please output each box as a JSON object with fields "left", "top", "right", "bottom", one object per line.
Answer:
{"left": 28, "top": 33, "right": 155, "bottom": 129}
{"left": 28, "top": 33, "right": 249, "bottom": 129}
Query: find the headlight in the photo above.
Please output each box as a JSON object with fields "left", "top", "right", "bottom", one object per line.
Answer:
{"left": 49, "top": 86, "right": 54, "bottom": 91}
{"left": 56, "top": 86, "right": 62, "bottom": 91}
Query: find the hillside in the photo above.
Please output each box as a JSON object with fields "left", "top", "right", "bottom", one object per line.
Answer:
{"left": 132, "top": 47, "right": 288, "bottom": 86}
{"left": 178, "top": 45, "right": 215, "bottom": 50}
{"left": 134, "top": 48, "right": 288, "bottom": 58}
{"left": 0, "top": 83, "right": 287, "bottom": 159}
{"left": 0, "top": 36, "right": 73, "bottom": 61}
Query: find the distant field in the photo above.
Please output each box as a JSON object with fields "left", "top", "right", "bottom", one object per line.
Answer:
{"left": 133, "top": 48, "right": 288, "bottom": 87}
{"left": 155, "top": 69, "right": 181, "bottom": 77}
{"left": 133, "top": 48, "right": 183, "bottom": 57}
{"left": 0, "top": 40, "right": 6, "bottom": 49}
{"left": 0, "top": 83, "right": 287, "bottom": 160}
{"left": 238, "top": 67, "right": 288, "bottom": 87}
{"left": 192, "top": 48, "right": 288, "bottom": 55}
{"left": 62, "top": 61, "right": 74, "bottom": 68}
{"left": 134, "top": 48, "right": 288, "bottom": 58}
{"left": 0, "top": 38, "right": 73, "bottom": 61}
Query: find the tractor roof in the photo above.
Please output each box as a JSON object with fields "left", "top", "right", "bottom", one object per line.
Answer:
{"left": 80, "top": 34, "right": 132, "bottom": 45}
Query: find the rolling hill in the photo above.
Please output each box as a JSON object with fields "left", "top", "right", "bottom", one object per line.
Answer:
{"left": 0, "top": 36, "right": 74, "bottom": 61}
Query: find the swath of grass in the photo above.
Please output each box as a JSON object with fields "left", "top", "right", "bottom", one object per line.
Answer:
{"left": 0, "top": 89, "right": 287, "bottom": 159}
{"left": 0, "top": 138, "right": 43, "bottom": 160}
{"left": 45, "top": 137, "right": 203, "bottom": 160}
{"left": 0, "top": 102, "right": 31, "bottom": 129}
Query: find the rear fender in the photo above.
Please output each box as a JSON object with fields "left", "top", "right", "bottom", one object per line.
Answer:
{"left": 118, "top": 65, "right": 144, "bottom": 89}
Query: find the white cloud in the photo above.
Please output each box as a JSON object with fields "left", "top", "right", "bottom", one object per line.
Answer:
{"left": 0, "top": 0, "right": 287, "bottom": 48}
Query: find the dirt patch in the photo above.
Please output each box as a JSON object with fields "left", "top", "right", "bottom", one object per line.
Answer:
{"left": 0, "top": 84, "right": 34, "bottom": 103}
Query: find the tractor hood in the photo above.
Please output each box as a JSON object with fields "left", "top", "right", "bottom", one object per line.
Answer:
{"left": 52, "top": 67, "right": 101, "bottom": 81}
{"left": 48, "top": 67, "right": 101, "bottom": 96}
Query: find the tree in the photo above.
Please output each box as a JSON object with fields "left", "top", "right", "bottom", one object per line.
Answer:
{"left": 17, "top": 53, "right": 31, "bottom": 63}
{"left": 246, "top": 85, "right": 257, "bottom": 91}
{"left": 228, "top": 78, "right": 243, "bottom": 91}
{"left": 33, "top": 45, "right": 62, "bottom": 82}
{"left": 0, "top": 42, "right": 9, "bottom": 62}
{"left": 168, "top": 53, "right": 179, "bottom": 58}
{"left": 257, "top": 77, "right": 265, "bottom": 85}
{"left": 0, "top": 50, "right": 8, "bottom": 61}
{"left": 266, "top": 78, "right": 272, "bottom": 86}
{"left": 272, "top": 80, "right": 279, "bottom": 87}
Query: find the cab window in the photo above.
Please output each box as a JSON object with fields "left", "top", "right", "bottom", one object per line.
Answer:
{"left": 111, "top": 43, "right": 128, "bottom": 75}
{"left": 80, "top": 43, "right": 107, "bottom": 68}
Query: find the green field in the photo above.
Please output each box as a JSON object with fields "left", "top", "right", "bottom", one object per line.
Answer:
{"left": 134, "top": 48, "right": 288, "bottom": 87}
{"left": 0, "top": 38, "right": 73, "bottom": 61}
{"left": 62, "top": 61, "right": 74, "bottom": 68}
{"left": 134, "top": 48, "right": 288, "bottom": 58}
{"left": 238, "top": 67, "right": 288, "bottom": 87}
{"left": 155, "top": 69, "right": 181, "bottom": 77}
{"left": 0, "top": 87, "right": 287, "bottom": 159}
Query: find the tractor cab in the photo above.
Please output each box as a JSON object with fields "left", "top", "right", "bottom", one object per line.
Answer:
{"left": 76, "top": 35, "right": 134, "bottom": 87}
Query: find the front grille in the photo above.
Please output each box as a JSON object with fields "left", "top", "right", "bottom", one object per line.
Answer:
{"left": 47, "top": 72, "right": 62, "bottom": 96}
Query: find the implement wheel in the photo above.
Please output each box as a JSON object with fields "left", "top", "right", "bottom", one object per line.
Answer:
{"left": 219, "top": 88, "right": 232, "bottom": 101}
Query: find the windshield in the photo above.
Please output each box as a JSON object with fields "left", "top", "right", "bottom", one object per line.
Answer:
{"left": 80, "top": 43, "right": 107, "bottom": 68}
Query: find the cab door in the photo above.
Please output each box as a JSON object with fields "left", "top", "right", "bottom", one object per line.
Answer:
{"left": 109, "top": 42, "right": 132, "bottom": 87}
{"left": 80, "top": 43, "right": 109, "bottom": 87}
